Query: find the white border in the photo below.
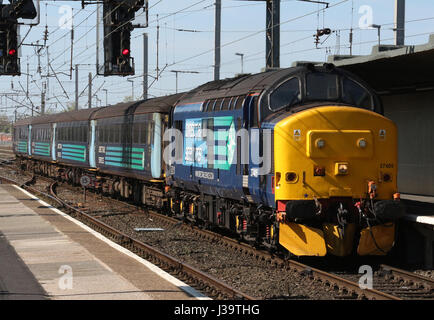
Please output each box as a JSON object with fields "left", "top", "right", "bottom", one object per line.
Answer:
{"left": 12, "top": 185, "right": 211, "bottom": 300}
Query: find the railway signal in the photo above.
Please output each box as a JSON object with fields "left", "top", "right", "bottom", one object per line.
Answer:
{"left": 102, "top": 0, "right": 145, "bottom": 76}
{"left": 0, "top": 22, "right": 20, "bottom": 76}
{"left": 0, "top": 1, "right": 37, "bottom": 76}
{"left": 0, "top": 0, "right": 37, "bottom": 20}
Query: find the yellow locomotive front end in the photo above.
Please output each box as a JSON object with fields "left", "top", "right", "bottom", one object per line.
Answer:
{"left": 274, "top": 106, "right": 402, "bottom": 257}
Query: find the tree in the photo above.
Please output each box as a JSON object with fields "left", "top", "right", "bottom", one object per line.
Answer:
{"left": 0, "top": 115, "right": 12, "bottom": 133}
{"left": 66, "top": 102, "right": 76, "bottom": 111}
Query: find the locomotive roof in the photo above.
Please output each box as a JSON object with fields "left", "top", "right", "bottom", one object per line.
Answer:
{"left": 14, "top": 117, "right": 32, "bottom": 126}
{"left": 13, "top": 107, "right": 104, "bottom": 126}
{"left": 177, "top": 66, "right": 307, "bottom": 104}
{"left": 90, "top": 93, "right": 183, "bottom": 119}
{"left": 13, "top": 93, "right": 184, "bottom": 126}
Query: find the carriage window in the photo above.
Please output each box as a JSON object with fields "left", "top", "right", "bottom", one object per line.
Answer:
{"left": 222, "top": 98, "right": 231, "bottom": 110}
{"left": 140, "top": 122, "right": 147, "bottom": 145}
{"left": 98, "top": 126, "right": 102, "bottom": 143}
{"left": 231, "top": 97, "right": 238, "bottom": 110}
{"left": 82, "top": 126, "right": 87, "bottom": 142}
{"left": 78, "top": 126, "right": 82, "bottom": 142}
{"left": 115, "top": 124, "right": 121, "bottom": 143}
{"left": 147, "top": 121, "right": 153, "bottom": 145}
{"left": 342, "top": 78, "right": 373, "bottom": 110}
{"left": 107, "top": 126, "right": 112, "bottom": 143}
{"left": 214, "top": 98, "right": 224, "bottom": 111}
{"left": 269, "top": 78, "right": 301, "bottom": 111}
{"left": 133, "top": 123, "right": 140, "bottom": 144}
{"left": 204, "top": 100, "right": 210, "bottom": 112}
{"left": 211, "top": 99, "right": 217, "bottom": 111}
{"left": 235, "top": 96, "right": 244, "bottom": 109}
{"left": 306, "top": 73, "right": 338, "bottom": 100}
{"left": 69, "top": 126, "right": 73, "bottom": 141}
{"left": 103, "top": 126, "right": 108, "bottom": 143}
{"left": 75, "top": 125, "right": 80, "bottom": 141}
{"left": 72, "top": 126, "right": 77, "bottom": 141}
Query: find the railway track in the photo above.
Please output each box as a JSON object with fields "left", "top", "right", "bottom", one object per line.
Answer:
{"left": 48, "top": 181, "right": 256, "bottom": 300}
{"left": 0, "top": 165, "right": 432, "bottom": 300}
{"left": 0, "top": 145, "right": 15, "bottom": 161}
{"left": 372, "top": 265, "right": 433, "bottom": 299}
{"left": 0, "top": 172, "right": 255, "bottom": 300}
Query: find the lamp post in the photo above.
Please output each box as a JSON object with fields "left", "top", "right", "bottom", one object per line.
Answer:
{"left": 170, "top": 70, "right": 199, "bottom": 93}
{"left": 103, "top": 89, "right": 108, "bottom": 106}
{"left": 235, "top": 52, "right": 244, "bottom": 74}
{"left": 127, "top": 79, "right": 134, "bottom": 100}
{"left": 370, "top": 24, "right": 381, "bottom": 46}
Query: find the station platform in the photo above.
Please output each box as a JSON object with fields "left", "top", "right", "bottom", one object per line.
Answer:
{"left": 399, "top": 194, "right": 434, "bottom": 269}
{"left": 0, "top": 184, "right": 209, "bottom": 300}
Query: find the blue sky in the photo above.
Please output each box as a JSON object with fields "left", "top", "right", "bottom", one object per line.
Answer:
{"left": 1, "top": 0, "right": 434, "bottom": 118}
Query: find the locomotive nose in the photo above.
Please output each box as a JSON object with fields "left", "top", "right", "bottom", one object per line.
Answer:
{"left": 273, "top": 105, "right": 399, "bottom": 256}
{"left": 274, "top": 106, "right": 398, "bottom": 200}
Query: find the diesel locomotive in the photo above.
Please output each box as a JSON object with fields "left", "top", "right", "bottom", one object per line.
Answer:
{"left": 13, "top": 64, "right": 404, "bottom": 257}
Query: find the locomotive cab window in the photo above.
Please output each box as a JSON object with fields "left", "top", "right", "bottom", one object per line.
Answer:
{"left": 306, "top": 73, "right": 338, "bottom": 101}
{"left": 269, "top": 77, "right": 301, "bottom": 111}
{"left": 342, "top": 78, "right": 374, "bottom": 110}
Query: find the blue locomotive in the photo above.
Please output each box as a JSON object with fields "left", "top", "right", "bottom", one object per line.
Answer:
{"left": 13, "top": 64, "right": 404, "bottom": 257}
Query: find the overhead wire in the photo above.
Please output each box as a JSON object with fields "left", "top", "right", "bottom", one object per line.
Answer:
{"left": 5, "top": 1, "right": 434, "bottom": 114}
{"left": 162, "top": 0, "right": 350, "bottom": 69}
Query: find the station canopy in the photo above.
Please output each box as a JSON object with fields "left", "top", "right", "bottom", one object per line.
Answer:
{"left": 325, "top": 34, "right": 434, "bottom": 94}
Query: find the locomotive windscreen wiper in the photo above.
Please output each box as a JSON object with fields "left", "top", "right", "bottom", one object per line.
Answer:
{"left": 282, "top": 94, "right": 301, "bottom": 111}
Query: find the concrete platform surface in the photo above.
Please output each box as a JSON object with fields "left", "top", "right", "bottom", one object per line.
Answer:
{"left": 0, "top": 184, "right": 208, "bottom": 300}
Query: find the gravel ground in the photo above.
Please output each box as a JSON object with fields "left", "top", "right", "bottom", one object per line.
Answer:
{"left": 414, "top": 270, "right": 434, "bottom": 280}
{"left": 0, "top": 166, "right": 35, "bottom": 186}
{"left": 54, "top": 186, "right": 339, "bottom": 299}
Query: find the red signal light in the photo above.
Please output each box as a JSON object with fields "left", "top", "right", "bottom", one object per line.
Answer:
{"left": 122, "top": 49, "right": 130, "bottom": 56}
{"left": 8, "top": 49, "right": 16, "bottom": 56}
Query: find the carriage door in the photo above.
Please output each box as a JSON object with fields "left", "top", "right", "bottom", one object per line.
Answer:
{"left": 52, "top": 123, "right": 57, "bottom": 161}
{"left": 240, "top": 92, "right": 260, "bottom": 203}
{"left": 89, "top": 120, "right": 96, "bottom": 168}
{"left": 28, "top": 125, "right": 32, "bottom": 156}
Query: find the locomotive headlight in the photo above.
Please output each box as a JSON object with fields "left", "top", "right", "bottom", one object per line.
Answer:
{"left": 383, "top": 173, "right": 391, "bottom": 182}
{"left": 357, "top": 138, "right": 367, "bottom": 149}
{"left": 339, "top": 164, "right": 348, "bottom": 174}
{"left": 315, "top": 138, "right": 325, "bottom": 149}
{"left": 335, "top": 162, "right": 349, "bottom": 175}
